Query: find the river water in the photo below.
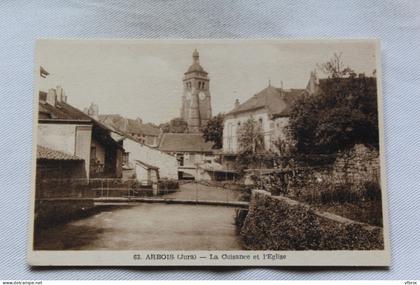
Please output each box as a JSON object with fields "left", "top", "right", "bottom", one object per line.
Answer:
{"left": 34, "top": 183, "right": 244, "bottom": 250}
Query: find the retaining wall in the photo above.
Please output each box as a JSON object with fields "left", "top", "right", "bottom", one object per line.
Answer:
{"left": 35, "top": 179, "right": 94, "bottom": 227}
{"left": 240, "top": 190, "right": 384, "bottom": 250}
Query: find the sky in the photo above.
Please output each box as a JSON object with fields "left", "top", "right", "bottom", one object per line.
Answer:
{"left": 36, "top": 40, "right": 378, "bottom": 124}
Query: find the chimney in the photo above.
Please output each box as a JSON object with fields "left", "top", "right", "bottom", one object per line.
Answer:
{"left": 88, "top": 102, "right": 99, "bottom": 120}
{"left": 234, "top": 99, "right": 240, "bottom": 108}
{"left": 122, "top": 118, "right": 128, "bottom": 132}
{"left": 62, "top": 89, "right": 67, "bottom": 103}
{"left": 46, "top": 88, "right": 57, "bottom": 106}
{"left": 56, "top": 86, "right": 63, "bottom": 102}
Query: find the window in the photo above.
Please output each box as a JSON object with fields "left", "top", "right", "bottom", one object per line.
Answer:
{"left": 122, "top": 152, "right": 129, "bottom": 165}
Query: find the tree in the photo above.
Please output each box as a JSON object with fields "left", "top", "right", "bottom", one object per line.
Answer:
{"left": 201, "top": 113, "right": 224, "bottom": 149}
{"left": 235, "top": 117, "right": 270, "bottom": 171}
{"left": 317, "top": 52, "right": 355, "bottom": 79}
{"left": 237, "top": 117, "right": 265, "bottom": 154}
{"left": 288, "top": 56, "right": 379, "bottom": 154}
{"left": 160, "top": 118, "right": 188, "bottom": 133}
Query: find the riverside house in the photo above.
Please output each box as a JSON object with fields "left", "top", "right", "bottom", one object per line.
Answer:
{"left": 37, "top": 87, "right": 124, "bottom": 180}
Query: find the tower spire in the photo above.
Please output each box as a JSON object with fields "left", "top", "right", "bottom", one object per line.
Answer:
{"left": 193, "top": 49, "right": 199, "bottom": 64}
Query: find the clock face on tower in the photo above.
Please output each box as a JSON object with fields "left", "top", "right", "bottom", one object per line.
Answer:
{"left": 199, "top": 91, "right": 206, "bottom": 100}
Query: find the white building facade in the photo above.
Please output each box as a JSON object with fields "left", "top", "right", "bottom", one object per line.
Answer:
{"left": 223, "top": 84, "right": 309, "bottom": 154}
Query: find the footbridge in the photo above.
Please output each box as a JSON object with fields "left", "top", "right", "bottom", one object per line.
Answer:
{"left": 91, "top": 179, "right": 248, "bottom": 209}
{"left": 93, "top": 197, "right": 248, "bottom": 208}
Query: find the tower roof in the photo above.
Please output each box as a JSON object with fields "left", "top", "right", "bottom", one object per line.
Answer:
{"left": 185, "top": 49, "right": 207, "bottom": 75}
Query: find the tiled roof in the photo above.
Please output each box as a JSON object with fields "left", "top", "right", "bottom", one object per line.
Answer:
{"left": 99, "top": 114, "right": 160, "bottom": 136}
{"left": 39, "top": 101, "right": 118, "bottom": 133}
{"left": 38, "top": 101, "right": 123, "bottom": 150}
{"left": 127, "top": 119, "right": 160, "bottom": 136}
{"left": 226, "top": 85, "right": 306, "bottom": 117}
{"left": 37, "top": 145, "right": 83, "bottom": 161}
{"left": 158, "top": 133, "right": 214, "bottom": 153}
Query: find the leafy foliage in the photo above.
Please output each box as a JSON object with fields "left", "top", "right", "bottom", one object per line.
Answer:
{"left": 237, "top": 117, "right": 265, "bottom": 153}
{"left": 235, "top": 118, "right": 269, "bottom": 171}
{"left": 288, "top": 74, "right": 379, "bottom": 154}
{"left": 201, "top": 113, "right": 224, "bottom": 149}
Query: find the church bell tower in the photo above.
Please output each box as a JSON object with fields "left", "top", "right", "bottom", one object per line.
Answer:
{"left": 181, "top": 49, "right": 212, "bottom": 133}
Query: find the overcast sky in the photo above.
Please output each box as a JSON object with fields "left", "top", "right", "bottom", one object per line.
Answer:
{"left": 36, "top": 40, "right": 377, "bottom": 124}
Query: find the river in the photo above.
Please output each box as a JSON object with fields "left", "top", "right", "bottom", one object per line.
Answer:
{"left": 34, "top": 183, "right": 244, "bottom": 250}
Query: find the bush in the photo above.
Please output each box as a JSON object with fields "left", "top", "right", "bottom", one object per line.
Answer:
{"left": 362, "top": 181, "right": 382, "bottom": 201}
{"left": 239, "top": 185, "right": 253, "bottom": 202}
{"left": 158, "top": 179, "right": 179, "bottom": 190}
{"left": 320, "top": 184, "right": 360, "bottom": 204}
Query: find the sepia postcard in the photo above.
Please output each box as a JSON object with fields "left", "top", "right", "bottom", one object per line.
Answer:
{"left": 28, "top": 39, "right": 390, "bottom": 266}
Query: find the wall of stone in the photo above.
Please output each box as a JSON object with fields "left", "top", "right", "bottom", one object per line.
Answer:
{"left": 287, "top": 144, "right": 380, "bottom": 196}
{"left": 240, "top": 190, "right": 384, "bottom": 250}
{"left": 34, "top": 198, "right": 94, "bottom": 227}
{"left": 34, "top": 179, "right": 94, "bottom": 227}
{"left": 332, "top": 144, "right": 380, "bottom": 191}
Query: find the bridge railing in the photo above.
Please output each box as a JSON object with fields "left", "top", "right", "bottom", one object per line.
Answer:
{"left": 35, "top": 178, "right": 158, "bottom": 199}
{"left": 167, "top": 180, "right": 245, "bottom": 203}
{"left": 35, "top": 177, "right": 247, "bottom": 203}
{"left": 89, "top": 178, "right": 156, "bottom": 198}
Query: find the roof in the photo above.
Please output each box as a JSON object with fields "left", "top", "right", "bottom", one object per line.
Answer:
{"left": 184, "top": 49, "right": 208, "bottom": 75}
{"left": 185, "top": 62, "right": 207, "bottom": 74}
{"left": 38, "top": 101, "right": 123, "bottom": 149}
{"left": 226, "top": 85, "right": 306, "bottom": 117}
{"left": 99, "top": 114, "right": 160, "bottom": 136}
{"left": 199, "top": 163, "right": 238, "bottom": 174}
{"left": 135, "top": 160, "right": 159, "bottom": 170}
{"left": 158, "top": 133, "right": 214, "bottom": 153}
{"left": 37, "top": 145, "right": 83, "bottom": 161}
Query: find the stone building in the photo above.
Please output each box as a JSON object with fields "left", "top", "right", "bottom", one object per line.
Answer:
{"left": 99, "top": 114, "right": 160, "bottom": 147}
{"left": 38, "top": 87, "right": 124, "bottom": 179}
{"left": 181, "top": 49, "right": 212, "bottom": 133}
{"left": 116, "top": 134, "right": 178, "bottom": 181}
{"left": 158, "top": 133, "right": 214, "bottom": 179}
{"left": 222, "top": 71, "right": 321, "bottom": 156}
{"left": 222, "top": 83, "right": 308, "bottom": 154}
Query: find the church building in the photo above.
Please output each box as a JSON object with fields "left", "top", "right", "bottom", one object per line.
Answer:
{"left": 159, "top": 49, "right": 217, "bottom": 179}
{"left": 180, "top": 49, "right": 212, "bottom": 133}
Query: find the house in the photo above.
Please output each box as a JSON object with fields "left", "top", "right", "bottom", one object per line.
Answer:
{"left": 158, "top": 133, "right": 215, "bottom": 179}
{"left": 222, "top": 83, "right": 308, "bottom": 155}
{"left": 98, "top": 114, "right": 161, "bottom": 147}
{"left": 134, "top": 160, "right": 159, "bottom": 186}
{"left": 114, "top": 134, "right": 178, "bottom": 181}
{"left": 221, "top": 70, "right": 323, "bottom": 156}
{"left": 37, "top": 87, "right": 124, "bottom": 179}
